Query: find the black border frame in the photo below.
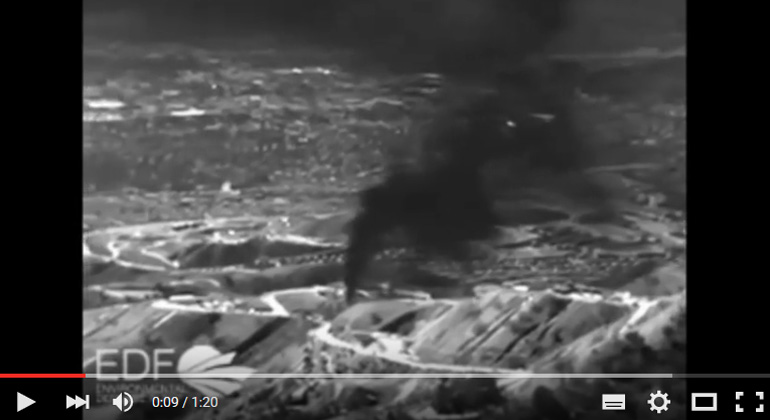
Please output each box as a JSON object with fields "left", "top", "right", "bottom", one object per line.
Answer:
{"left": 684, "top": 5, "right": 768, "bottom": 414}
{"left": 685, "top": 3, "right": 763, "bottom": 375}
{"left": 3, "top": 18, "right": 83, "bottom": 372}
{"left": 0, "top": 1, "right": 84, "bottom": 417}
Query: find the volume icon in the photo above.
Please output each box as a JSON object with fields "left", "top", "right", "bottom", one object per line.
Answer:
{"left": 66, "top": 395, "right": 90, "bottom": 409}
{"left": 113, "top": 392, "right": 134, "bottom": 412}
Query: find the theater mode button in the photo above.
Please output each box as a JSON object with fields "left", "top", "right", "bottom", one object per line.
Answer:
{"left": 17, "top": 393, "right": 35, "bottom": 412}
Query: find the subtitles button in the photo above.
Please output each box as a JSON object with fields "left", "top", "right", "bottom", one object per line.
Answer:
{"left": 602, "top": 394, "right": 626, "bottom": 410}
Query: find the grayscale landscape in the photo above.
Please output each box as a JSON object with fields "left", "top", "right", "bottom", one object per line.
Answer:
{"left": 83, "top": 1, "right": 686, "bottom": 419}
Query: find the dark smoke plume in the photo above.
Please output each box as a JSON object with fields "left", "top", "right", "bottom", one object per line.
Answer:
{"left": 336, "top": 1, "right": 617, "bottom": 301}
{"left": 342, "top": 63, "right": 613, "bottom": 301}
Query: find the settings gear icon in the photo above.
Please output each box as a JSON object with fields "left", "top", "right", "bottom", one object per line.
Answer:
{"left": 648, "top": 390, "right": 671, "bottom": 413}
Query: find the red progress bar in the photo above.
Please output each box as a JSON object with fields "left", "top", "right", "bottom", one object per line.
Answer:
{"left": 0, "top": 374, "right": 86, "bottom": 378}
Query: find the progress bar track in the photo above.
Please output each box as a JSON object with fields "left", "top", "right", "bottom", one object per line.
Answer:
{"left": 82, "top": 373, "right": 770, "bottom": 380}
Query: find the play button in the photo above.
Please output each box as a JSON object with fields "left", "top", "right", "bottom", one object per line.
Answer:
{"left": 17, "top": 393, "right": 35, "bottom": 412}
